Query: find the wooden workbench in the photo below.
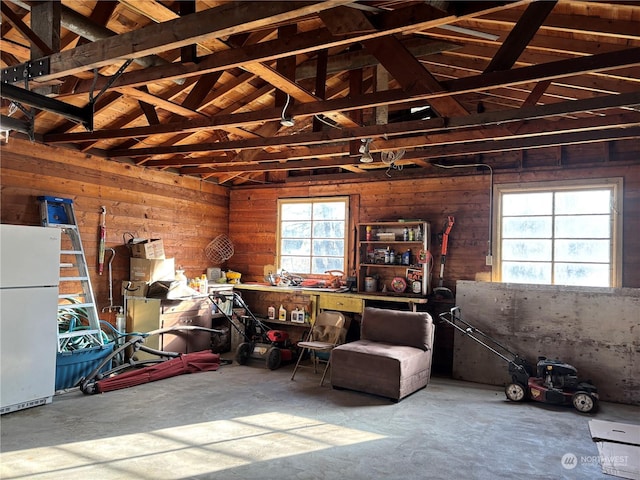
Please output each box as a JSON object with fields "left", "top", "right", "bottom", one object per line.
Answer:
{"left": 234, "top": 283, "right": 428, "bottom": 318}
{"left": 233, "top": 284, "right": 457, "bottom": 373}
{"left": 233, "top": 283, "right": 431, "bottom": 355}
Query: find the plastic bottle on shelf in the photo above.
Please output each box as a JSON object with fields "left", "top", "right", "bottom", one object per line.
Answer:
{"left": 403, "top": 227, "right": 409, "bottom": 241}
{"left": 409, "top": 227, "right": 415, "bottom": 241}
{"left": 416, "top": 225, "right": 423, "bottom": 241}
{"left": 402, "top": 249, "right": 411, "bottom": 265}
{"left": 278, "top": 304, "right": 287, "bottom": 321}
{"left": 384, "top": 246, "right": 390, "bottom": 264}
{"left": 200, "top": 274, "right": 208, "bottom": 293}
{"left": 268, "top": 305, "right": 276, "bottom": 320}
{"left": 389, "top": 249, "right": 396, "bottom": 264}
{"left": 366, "top": 225, "right": 372, "bottom": 241}
{"left": 367, "top": 244, "right": 374, "bottom": 263}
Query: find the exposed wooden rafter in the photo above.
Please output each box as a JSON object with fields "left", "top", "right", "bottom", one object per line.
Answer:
{"left": 0, "top": 0, "right": 637, "bottom": 185}
{"left": 42, "top": 49, "right": 640, "bottom": 144}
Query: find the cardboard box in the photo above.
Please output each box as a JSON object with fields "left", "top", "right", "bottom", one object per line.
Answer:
{"left": 121, "top": 281, "right": 149, "bottom": 298}
{"left": 130, "top": 239, "right": 165, "bottom": 259}
{"left": 589, "top": 420, "right": 640, "bottom": 480}
{"left": 130, "top": 257, "right": 175, "bottom": 283}
{"left": 376, "top": 232, "right": 396, "bottom": 241}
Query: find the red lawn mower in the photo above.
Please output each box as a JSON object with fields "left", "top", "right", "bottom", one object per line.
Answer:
{"left": 210, "top": 291, "right": 296, "bottom": 370}
{"left": 439, "top": 307, "right": 599, "bottom": 413}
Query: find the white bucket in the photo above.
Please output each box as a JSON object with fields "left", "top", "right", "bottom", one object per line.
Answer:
{"left": 364, "top": 276, "right": 377, "bottom": 292}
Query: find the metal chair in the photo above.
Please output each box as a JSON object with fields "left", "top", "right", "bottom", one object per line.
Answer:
{"left": 290, "top": 311, "right": 346, "bottom": 386}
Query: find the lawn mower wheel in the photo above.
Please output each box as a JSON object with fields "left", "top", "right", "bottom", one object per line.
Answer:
{"left": 266, "top": 347, "right": 281, "bottom": 370}
{"left": 505, "top": 382, "right": 527, "bottom": 402}
{"left": 572, "top": 391, "right": 598, "bottom": 413}
{"left": 236, "top": 342, "right": 252, "bottom": 365}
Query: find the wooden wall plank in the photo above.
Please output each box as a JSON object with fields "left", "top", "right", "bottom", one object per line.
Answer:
{"left": 1, "top": 139, "right": 229, "bottom": 311}
{"left": 2, "top": 137, "right": 639, "bottom": 313}
{"left": 229, "top": 161, "right": 640, "bottom": 290}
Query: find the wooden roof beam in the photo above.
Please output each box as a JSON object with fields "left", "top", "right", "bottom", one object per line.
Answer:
{"left": 60, "top": 2, "right": 522, "bottom": 97}
{"left": 294, "top": 38, "right": 461, "bottom": 80}
{"left": 13, "top": 1, "right": 354, "bottom": 82}
{"left": 9, "top": 0, "right": 175, "bottom": 72}
{"left": 484, "top": 9, "right": 640, "bottom": 41}
{"left": 0, "top": 2, "right": 53, "bottom": 56}
{"left": 141, "top": 111, "right": 640, "bottom": 167}
{"left": 484, "top": 0, "right": 557, "bottom": 73}
{"left": 42, "top": 46, "right": 640, "bottom": 144}
{"left": 178, "top": 125, "right": 640, "bottom": 175}
{"left": 0, "top": 38, "right": 30, "bottom": 58}
{"left": 100, "top": 91, "right": 640, "bottom": 158}
{"left": 115, "top": 87, "right": 209, "bottom": 119}
{"left": 137, "top": 86, "right": 160, "bottom": 126}
{"left": 320, "top": 6, "right": 469, "bottom": 118}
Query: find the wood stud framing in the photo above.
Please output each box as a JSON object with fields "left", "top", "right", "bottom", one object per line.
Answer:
{"left": 0, "top": 0, "right": 638, "bottom": 185}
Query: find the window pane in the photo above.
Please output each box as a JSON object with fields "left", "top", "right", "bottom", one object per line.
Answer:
{"left": 281, "top": 256, "right": 310, "bottom": 273}
{"left": 503, "top": 216, "right": 551, "bottom": 238}
{"left": 281, "top": 203, "right": 311, "bottom": 220}
{"left": 312, "top": 257, "right": 344, "bottom": 274}
{"left": 497, "top": 182, "right": 618, "bottom": 288}
{"left": 313, "top": 239, "right": 344, "bottom": 256}
{"left": 555, "top": 240, "right": 610, "bottom": 262}
{"left": 502, "top": 239, "right": 552, "bottom": 261}
{"left": 555, "top": 190, "right": 611, "bottom": 215}
{"left": 554, "top": 263, "right": 610, "bottom": 287}
{"left": 281, "top": 221, "right": 311, "bottom": 238}
{"left": 503, "top": 192, "right": 552, "bottom": 215}
{"left": 502, "top": 261, "right": 551, "bottom": 284}
{"left": 278, "top": 197, "right": 348, "bottom": 275}
{"left": 313, "top": 202, "right": 345, "bottom": 220}
{"left": 554, "top": 215, "right": 610, "bottom": 238}
{"left": 313, "top": 220, "right": 344, "bottom": 238}
{"left": 281, "top": 238, "right": 310, "bottom": 255}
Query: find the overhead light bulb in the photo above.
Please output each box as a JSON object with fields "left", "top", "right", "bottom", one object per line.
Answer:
{"left": 359, "top": 138, "right": 372, "bottom": 153}
{"left": 280, "top": 116, "right": 295, "bottom": 127}
{"left": 359, "top": 138, "right": 373, "bottom": 162}
{"left": 360, "top": 151, "right": 373, "bottom": 163}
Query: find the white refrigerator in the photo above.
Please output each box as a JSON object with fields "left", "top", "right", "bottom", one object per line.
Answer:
{"left": 1, "top": 224, "right": 60, "bottom": 414}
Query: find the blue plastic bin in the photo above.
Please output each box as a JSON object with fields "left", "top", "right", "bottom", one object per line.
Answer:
{"left": 55, "top": 343, "right": 114, "bottom": 391}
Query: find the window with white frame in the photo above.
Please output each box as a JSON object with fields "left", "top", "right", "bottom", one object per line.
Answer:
{"left": 277, "top": 197, "right": 349, "bottom": 275}
{"left": 494, "top": 179, "right": 622, "bottom": 287}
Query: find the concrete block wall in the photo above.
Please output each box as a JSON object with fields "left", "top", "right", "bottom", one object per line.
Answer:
{"left": 452, "top": 280, "right": 639, "bottom": 405}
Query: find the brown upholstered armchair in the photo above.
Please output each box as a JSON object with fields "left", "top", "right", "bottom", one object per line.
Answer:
{"left": 330, "top": 307, "right": 434, "bottom": 401}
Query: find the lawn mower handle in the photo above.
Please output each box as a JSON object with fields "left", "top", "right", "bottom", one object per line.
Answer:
{"left": 438, "top": 307, "right": 526, "bottom": 372}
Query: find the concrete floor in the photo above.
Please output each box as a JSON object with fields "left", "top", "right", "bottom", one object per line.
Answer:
{"left": 1, "top": 357, "right": 638, "bottom": 480}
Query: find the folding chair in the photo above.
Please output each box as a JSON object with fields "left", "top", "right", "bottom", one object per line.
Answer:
{"left": 290, "top": 311, "right": 346, "bottom": 385}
